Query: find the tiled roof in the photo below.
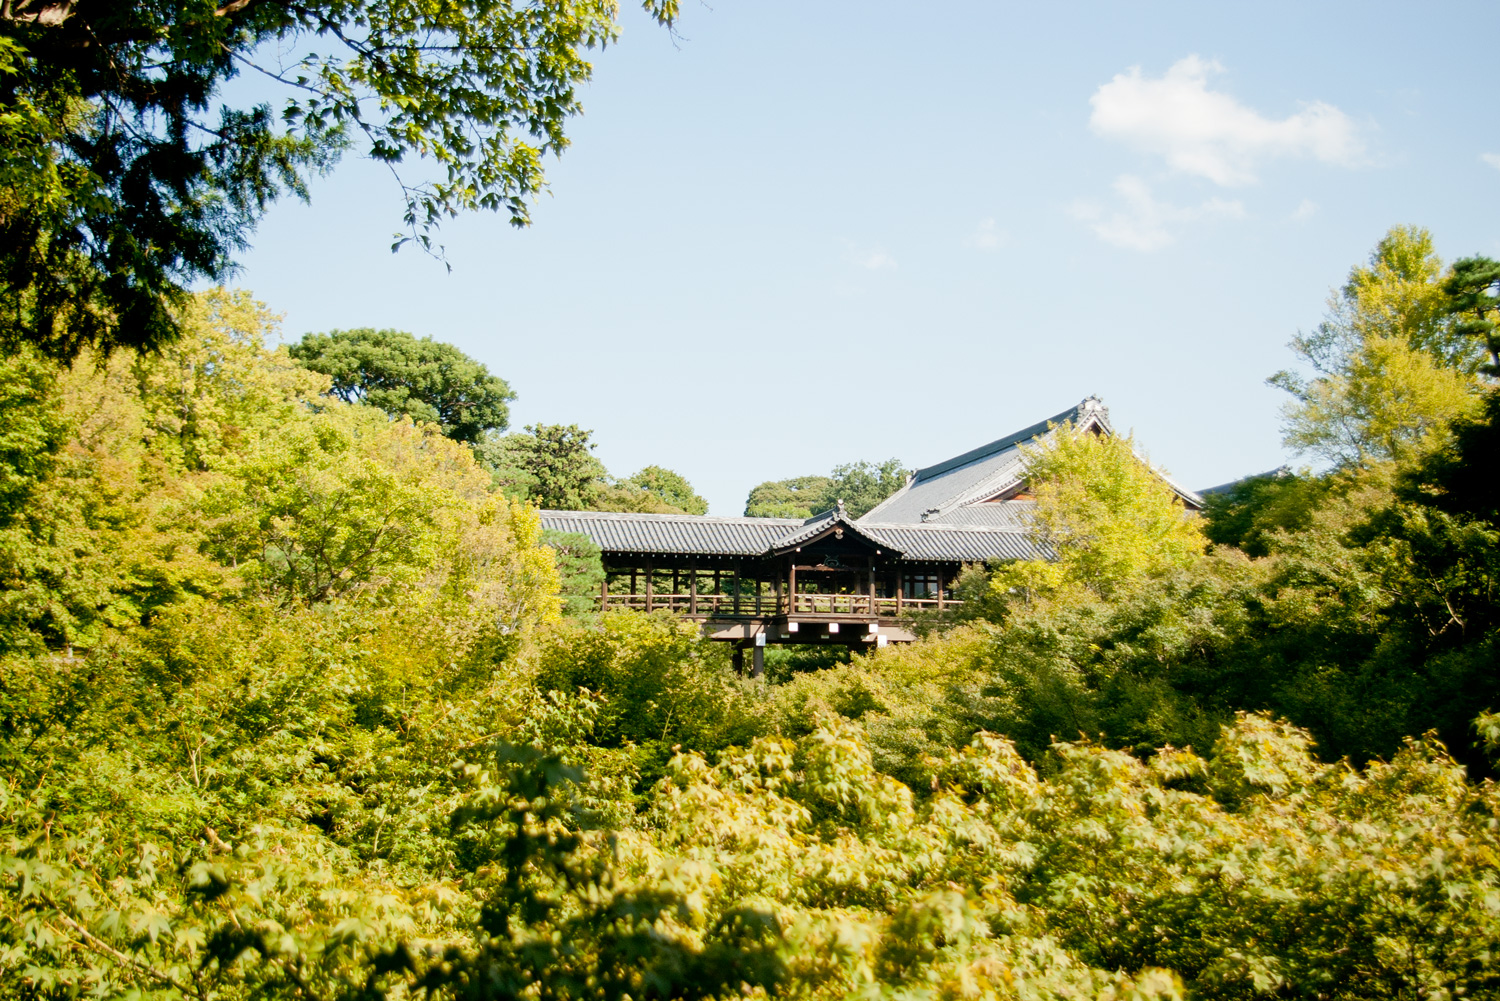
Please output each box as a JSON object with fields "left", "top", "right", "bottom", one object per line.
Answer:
{"left": 541, "top": 508, "right": 1037, "bottom": 564}
{"left": 861, "top": 398, "right": 1106, "bottom": 524}
{"left": 860, "top": 396, "right": 1202, "bottom": 522}
{"left": 767, "top": 508, "right": 906, "bottom": 555}
{"left": 926, "top": 500, "right": 1036, "bottom": 530}
{"left": 540, "top": 510, "right": 804, "bottom": 556}
{"left": 541, "top": 398, "right": 1194, "bottom": 568}
{"left": 859, "top": 522, "right": 1044, "bottom": 562}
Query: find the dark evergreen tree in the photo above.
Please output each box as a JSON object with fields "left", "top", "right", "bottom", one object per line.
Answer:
{"left": 1443, "top": 256, "right": 1500, "bottom": 375}
{"left": 0, "top": 0, "right": 675, "bottom": 361}
{"left": 290, "top": 328, "right": 514, "bottom": 445}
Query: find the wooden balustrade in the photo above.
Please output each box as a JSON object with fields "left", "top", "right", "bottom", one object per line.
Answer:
{"left": 597, "top": 591, "right": 956, "bottom": 618}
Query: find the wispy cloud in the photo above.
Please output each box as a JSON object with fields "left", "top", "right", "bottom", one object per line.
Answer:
{"left": 1071, "top": 175, "right": 1244, "bottom": 251}
{"left": 964, "top": 217, "right": 1006, "bottom": 251}
{"left": 1482, "top": 152, "right": 1500, "bottom": 171}
{"left": 1291, "top": 198, "right": 1317, "bottom": 222}
{"left": 842, "top": 240, "right": 897, "bottom": 270}
{"left": 1089, "top": 55, "right": 1364, "bottom": 186}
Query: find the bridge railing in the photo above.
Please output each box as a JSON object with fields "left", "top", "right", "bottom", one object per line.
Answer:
{"left": 597, "top": 592, "right": 956, "bottom": 618}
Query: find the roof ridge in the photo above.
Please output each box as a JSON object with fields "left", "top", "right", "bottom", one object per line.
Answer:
{"left": 911, "top": 397, "right": 1106, "bottom": 483}
{"left": 540, "top": 509, "right": 804, "bottom": 526}
{"left": 858, "top": 519, "right": 1031, "bottom": 534}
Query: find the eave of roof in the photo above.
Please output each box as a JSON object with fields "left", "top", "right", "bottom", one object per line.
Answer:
{"left": 767, "top": 510, "right": 905, "bottom": 557}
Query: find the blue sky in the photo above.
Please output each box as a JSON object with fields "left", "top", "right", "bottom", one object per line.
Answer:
{"left": 232, "top": 1, "right": 1500, "bottom": 514}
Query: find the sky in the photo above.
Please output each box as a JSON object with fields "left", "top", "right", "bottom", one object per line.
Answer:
{"left": 231, "top": 1, "right": 1500, "bottom": 514}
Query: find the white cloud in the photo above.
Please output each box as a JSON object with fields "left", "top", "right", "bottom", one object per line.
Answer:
{"left": 965, "top": 217, "right": 1006, "bottom": 251}
{"left": 1291, "top": 198, "right": 1317, "bottom": 222}
{"left": 1089, "top": 55, "right": 1364, "bottom": 186}
{"left": 1482, "top": 152, "right": 1500, "bottom": 170}
{"left": 842, "top": 240, "right": 897, "bottom": 270}
{"left": 1071, "top": 175, "right": 1244, "bottom": 251}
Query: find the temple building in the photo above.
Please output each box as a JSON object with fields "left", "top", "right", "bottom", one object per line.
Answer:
{"left": 539, "top": 397, "right": 1201, "bottom": 675}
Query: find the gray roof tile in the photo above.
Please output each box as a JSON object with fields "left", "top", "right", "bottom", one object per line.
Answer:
{"left": 926, "top": 500, "right": 1036, "bottom": 530}
{"left": 859, "top": 522, "right": 1044, "bottom": 562}
{"left": 540, "top": 510, "right": 803, "bottom": 556}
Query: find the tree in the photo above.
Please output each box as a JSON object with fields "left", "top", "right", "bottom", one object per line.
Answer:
{"left": 485, "top": 423, "right": 604, "bottom": 510}
{"left": 0, "top": 0, "right": 677, "bottom": 361}
{"left": 621, "top": 465, "right": 708, "bottom": 515}
{"left": 1199, "top": 469, "right": 1331, "bottom": 558}
{"left": 1271, "top": 226, "right": 1482, "bottom": 468}
{"left": 744, "top": 475, "right": 835, "bottom": 519}
{"left": 1442, "top": 256, "right": 1500, "bottom": 376}
{"left": 827, "top": 458, "right": 909, "bottom": 518}
{"left": 289, "top": 328, "right": 514, "bottom": 445}
{"left": 743, "top": 459, "right": 908, "bottom": 519}
{"left": 991, "top": 422, "right": 1205, "bottom": 607}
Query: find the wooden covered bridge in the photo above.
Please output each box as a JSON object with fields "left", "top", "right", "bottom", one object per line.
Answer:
{"left": 539, "top": 398, "right": 1201, "bottom": 675}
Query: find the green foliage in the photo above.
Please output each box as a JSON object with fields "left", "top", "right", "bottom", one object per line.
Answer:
{"left": 481, "top": 428, "right": 706, "bottom": 515}
{"left": 0, "top": 287, "right": 561, "bottom": 651}
{"left": 530, "top": 612, "right": 767, "bottom": 785}
{"left": 745, "top": 474, "right": 835, "bottom": 518}
{"left": 745, "top": 459, "right": 908, "bottom": 519}
{"left": 991, "top": 422, "right": 1204, "bottom": 608}
{"left": 289, "top": 328, "right": 515, "bottom": 444}
{"left": 0, "top": 0, "right": 677, "bottom": 360}
{"left": 1442, "top": 255, "right": 1500, "bottom": 375}
{"left": 0, "top": 346, "right": 67, "bottom": 524}
{"left": 1400, "top": 387, "right": 1500, "bottom": 525}
{"left": 1271, "top": 226, "right": 1484, "bottom": 468}
{"left": 622, "top": 465, "right": 709, "bottom": 515}
{"left": 542, "top": 529, "right": 606, "bottom": 618}
{"left": 827, "top": 459, "right": 910, "bottom": 518}
{"left": 482, "top": 423, "right": 604, "bottom": 509}
{"left": 1200, "top": 469, "right": 1331, "bottom": 557}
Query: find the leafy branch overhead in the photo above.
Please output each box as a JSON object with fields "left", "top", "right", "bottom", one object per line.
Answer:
{"left": 0, "top": 0, "right": 678, "bottom": 360}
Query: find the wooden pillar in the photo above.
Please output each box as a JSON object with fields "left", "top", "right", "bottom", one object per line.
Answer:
{"left": 896, "top": 570, "right": 904, "bottom": 614}
{"left": 867, "top": 555, "right": 876, "bottom": 613}
{"left": 689, "top": 558, "right": 698, "bottom": 615}
{"left": 788, "top": 562, "right": 798, "bottom": 616}
{"left": 751, "top": 644, "right": 764, "bottom": 679}
{"left": 732, "top": 563, "right": 741, "bottom": 615}
{"left": 631, "top": 568, "right": 637, "bottom": 596}
{"left": 645, "top": 558, "right": 654, "bottom": 613}
{"left": 774, "top": 573, "right": 782, "bottom": 614}
{"left": 936, "top": 568, "right": 945, "bottom": 611}
{"left": 732, "top": 646, "right": 744, "bottom": 674}
{"left": 600, "top": 575, "right": 608, "bottom": 610}
{"left": 755, "top": 576, "right": 763, "bottom": 615}
{"left": 672, "top": 567, "right": 680, "bottom": 602}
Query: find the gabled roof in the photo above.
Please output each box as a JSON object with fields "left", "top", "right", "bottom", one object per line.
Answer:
{"left": 859, "top": 396, "right": 1201, "bottom": 524}
{"left": 767, "top": 504, "right": 905, "bottom": 557}
{"left": 860, "top": 398, "right": 1111, "bottom": 525}
{"left": 538, "top": 508, "right": 1031, "bottom": 564}
{"left": 541, "top": 397, "right": 1197, "bottom": 568}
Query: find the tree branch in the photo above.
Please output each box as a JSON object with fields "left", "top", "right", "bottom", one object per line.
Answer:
{"left": 40, "top": 891, "right": 204, "bottom": 1000}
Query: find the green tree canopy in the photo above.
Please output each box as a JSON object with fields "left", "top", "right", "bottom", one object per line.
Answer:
{"left": 1270, "top": 226, "right": 1482, "bottom": 468}
{"left": 289, "top": 328, "right": 514, "bottom": 445}
{"left": 621, "top": 465, "right": 708, "bottom": 515}
{"left": 744, "top": 475, "right": 835, "bottom": 519}
{"left": 1442, "top": 255, "right": 1500, "bottom": 376}
{"left": 827, "top": 459, "right": 910, "bottom": 518}
{"left": 484, "top": 423, "right": 604, "bottom": 510}
{"left": 744, "top": 459, "right": 908, "bottom": 519}
{"left": 0, "top": 0, "right": 676, "bottom": 361}
{"left": 990, "top": 423, "right": 1205, "bottom": 608}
